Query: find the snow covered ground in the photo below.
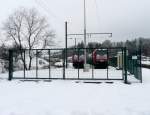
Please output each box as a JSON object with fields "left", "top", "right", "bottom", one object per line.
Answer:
{"left": 0, "top": 68, "right": 150, "bottom": 115}
{"left": 142, "top": 60, "right": 150, "bottom": 65}
{"left": 11, "top": 67, "right": 123, "bottom": 79}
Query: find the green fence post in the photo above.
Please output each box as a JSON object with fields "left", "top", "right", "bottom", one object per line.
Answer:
{"left": 139, "top": 47, "right": 142, "bottom": 83}
{"left": 8, "top": 50, "right": 13, "bottom": 81}
{"left": 122, "top": 48, "right": 124, "bottom": 79}
{"left": 124, "top": 47, "right": 128, "bottom": 84}
{"left": 63, "top": 49, "right": 66, "bottom": 79}
{"left": 138, "top": 42, "right": 142, "bottom": 83}
{"left": 106, "top": 48, "right": 108, "bottom": 79}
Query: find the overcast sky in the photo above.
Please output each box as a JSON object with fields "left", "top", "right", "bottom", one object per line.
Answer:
{"left": 0, "top": 0, "right": 150, "bottom": 47}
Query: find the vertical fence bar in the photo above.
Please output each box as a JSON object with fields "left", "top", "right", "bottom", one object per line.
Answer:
{"left": 65, "top": 22, "right": 68, "bottom": 68}
{"left": 124, "top": 47, "right": 128, "bottom": 84}
{"left": 139, "top": 45, "right": 142, "bottom": 83}
{"left": 8, "top": 50, "right": 13, "bottom": 81}
{"left": 135, "top": 51, "right": 138, "bottom": 79}
{"left": 23, "top": 50, "right": 26, "bottom": 79}
{"left": 36, "top": 50, "right": 38, "bottom": 79}
{"left": 92, "top": 49, "right": 94, "bottom": 79}
{"left": 78, "top": 48, "right": 79, "bottom": 79}
{"left": 133, "top": 59, "right": 135, "bottom": 75}
{"left": 133, "top": 59, "right": 134, "bottom": 74}
{"left": 107, "top": 48, "right": 109, "bottom": 80}
{"left": 122, "top": 48, "right": 124, "bottom": 80}
{"left": 63, "top": 49, "right": 66, "bottom": 79}
{"left": 49, "top": 49, "right": 51, "bottom": 79}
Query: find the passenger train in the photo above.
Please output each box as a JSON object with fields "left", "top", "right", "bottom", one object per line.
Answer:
{"left": 72, "top": 49, "right": 108, "bottom": 69}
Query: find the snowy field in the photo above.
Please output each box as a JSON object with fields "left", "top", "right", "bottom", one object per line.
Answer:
{"left": 0, "top": 68, "right": 150, "bottom": 115}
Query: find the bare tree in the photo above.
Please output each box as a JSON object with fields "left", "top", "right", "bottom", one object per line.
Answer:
{"left": 3, "top": 8, "right": 55, "bottom": 70}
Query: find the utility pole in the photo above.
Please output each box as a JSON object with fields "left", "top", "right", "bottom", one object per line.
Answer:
{"left": 75, "top": 38, "right": 77, "bottom": 48}
{"left": 65, "top": 21, "right": 68, "bottom": 68}
{"left": 83, "top": 0, "right": 88, "bottom": 71}
{"left": 66, "top": 0, "right": 112, "bottom": 71}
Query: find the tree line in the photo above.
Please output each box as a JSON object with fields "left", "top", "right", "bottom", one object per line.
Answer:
{"left": 70, "top": 38, "right": 150, "bottom": 56}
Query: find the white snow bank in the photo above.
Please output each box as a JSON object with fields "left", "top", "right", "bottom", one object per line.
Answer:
{"left": 18, "top": 57, "right": 49, "bottom": 69}
{"left": 142, "top": 61, "right": 150, "bottom": 65}
{"left": 54, "top": 61, "right": 63, "bottom": 67}
{"left": 0, "top": 68, "right": 149, "bottom": 115}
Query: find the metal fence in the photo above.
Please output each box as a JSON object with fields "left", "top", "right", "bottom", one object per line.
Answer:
{"left": 8, "top": 47, "right": 142, "bottom": 83}
{"left": 126, "top": 50, "right": 142, "bottom": 83}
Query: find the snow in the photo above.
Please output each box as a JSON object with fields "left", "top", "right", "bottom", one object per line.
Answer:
{"left": 0, "top": 68, "right": 150, "bottom": 115}
{"left": 142, "top": 60, "right": 150, "bottom": 65}
{"left": 54, "top": 61, "right": 63, "bottom": 67}
{"left": 12, "top": 67, "right": 123, "bottom": 79}
{"left": 18, "top": 57, "right": 49, "bottom": 69}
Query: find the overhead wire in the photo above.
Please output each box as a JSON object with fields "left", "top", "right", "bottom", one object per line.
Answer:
{"left": 94, "top": 0, "right": 101, "bottom": 31}
{"left": 41, "top": 0, "right": 63, "bottom": 21}
{"left": 34, "top": 0, "right": 64, "bottom": 26}
{"left": 34, "top": 0, "right": 76, "bottom": 36}
{"left": 34, "top": 0, "right": 68, "bottom": 48}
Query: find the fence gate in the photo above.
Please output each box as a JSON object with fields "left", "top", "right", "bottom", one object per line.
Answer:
{"left": 9, "top": 49, "right": 65, "bottom": 80}
{"left": 8, "top": 48, "right": 142, "bottom": 83}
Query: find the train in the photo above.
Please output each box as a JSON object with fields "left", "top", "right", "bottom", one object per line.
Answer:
{"left": 72, "top": 49, "right": 108, "bottom": 69}
{"left": 72, "top": 50, "right": 85, "bottom": 68}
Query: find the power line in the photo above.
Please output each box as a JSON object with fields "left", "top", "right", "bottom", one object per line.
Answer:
{"left": 34, "top": 0, "right": 64, "bottom": 25}
{"left": 40, "top": 0, "right": 60, "bottom": 19}
{"left": 94, "top": 0, "right": 101, "bottom": 30}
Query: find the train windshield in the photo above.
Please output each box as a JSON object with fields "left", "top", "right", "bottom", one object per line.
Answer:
{"left": 96, "top": 49, "right": 107, "bottom": 55}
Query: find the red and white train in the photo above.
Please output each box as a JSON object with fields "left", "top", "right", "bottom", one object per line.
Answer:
{"left": 72, "top": 49, "right": 108, "bottom": 69}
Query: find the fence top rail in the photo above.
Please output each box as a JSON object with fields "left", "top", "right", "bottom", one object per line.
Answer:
{"left": 9, "top": 47, "right": 126, "bottom": 51}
